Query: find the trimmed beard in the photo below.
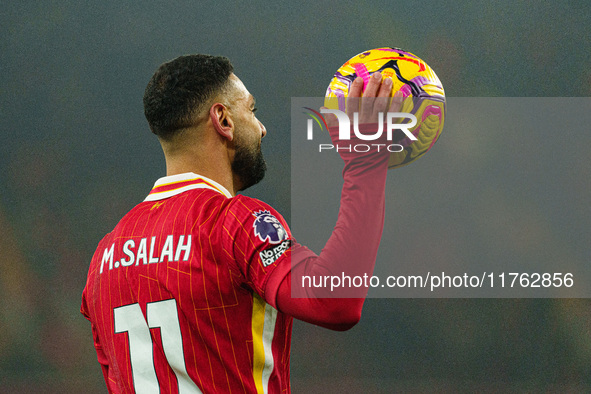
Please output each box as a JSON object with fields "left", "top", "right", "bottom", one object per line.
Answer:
{"left": 232, "top": 134, "right": 267, "bottom": 191}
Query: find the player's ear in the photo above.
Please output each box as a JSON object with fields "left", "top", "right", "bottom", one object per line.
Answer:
{"left": 210, "top": 103, "right": 234, "bottom": 141}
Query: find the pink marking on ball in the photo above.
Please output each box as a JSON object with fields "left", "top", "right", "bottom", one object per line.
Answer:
{"left": 398, "top": 84, "right": 412, "bottom": 97}
{"left": 352, "top": 63, "right": 371, "bottom": 91}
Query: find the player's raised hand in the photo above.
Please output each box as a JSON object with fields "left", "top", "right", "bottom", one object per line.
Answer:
{"left": 322, "top": 72, "right": 403, "bottom": 128}
{"left": 356, "top": 72, "right": 404, "bottom": 123}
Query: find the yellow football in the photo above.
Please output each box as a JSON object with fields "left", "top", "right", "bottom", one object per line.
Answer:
{"left": 325, "top": 47, "right": 445, "bottom": 169}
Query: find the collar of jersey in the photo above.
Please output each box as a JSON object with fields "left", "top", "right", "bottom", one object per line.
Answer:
{"left": 144, "top": 172, "right": 232, "bottom": 201}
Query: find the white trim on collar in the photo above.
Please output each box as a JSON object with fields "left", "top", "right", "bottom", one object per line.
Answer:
{"left": 144, "top": 172, "right": 233, "bottom": 201}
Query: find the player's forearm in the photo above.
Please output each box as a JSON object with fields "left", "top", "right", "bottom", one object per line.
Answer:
{"left": 317, "top": 122, "right": 391, "bottom": 288}
{"left": 326, "top": 158, "right": 387, "bottom": 285}
{"left": 276, "top": 149, "right": 388, "bottom": 329}
{"left": 297, "top": 157, "right": 388, "bottom": 298}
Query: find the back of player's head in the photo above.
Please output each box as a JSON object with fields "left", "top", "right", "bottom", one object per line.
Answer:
{"left": 143, "top": 54, "right": 234, "bottom": 140}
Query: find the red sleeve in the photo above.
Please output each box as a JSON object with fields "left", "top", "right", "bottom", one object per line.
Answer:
{"left": 273, "top": 123, "right": 390, "bottom": 330}
{"left": 220, "top": 195, "right": 315, "bottom": 301}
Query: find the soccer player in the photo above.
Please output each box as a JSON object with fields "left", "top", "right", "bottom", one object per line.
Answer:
{"left": 81, "top": 54, "right": 401, "bottom": 393}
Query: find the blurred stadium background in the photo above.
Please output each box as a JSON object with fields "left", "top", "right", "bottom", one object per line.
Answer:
{"left": 1, "top": 1, "right": 590, "bottom": 392}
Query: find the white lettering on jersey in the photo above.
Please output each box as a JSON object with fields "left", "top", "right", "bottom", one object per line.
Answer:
{"left": 99, "top": 235, "right": 192, "bottom": 274}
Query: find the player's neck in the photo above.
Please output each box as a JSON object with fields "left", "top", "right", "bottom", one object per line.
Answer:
{"left": 160, "top": 127, "right": 238, "bottom": 196}
{"left": 164, "top": 154, "right": 236, "bottom": 196}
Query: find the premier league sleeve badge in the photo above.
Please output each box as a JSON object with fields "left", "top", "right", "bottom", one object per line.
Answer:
{"left": 252, "top": 210, "right": 289, "bottom": 244}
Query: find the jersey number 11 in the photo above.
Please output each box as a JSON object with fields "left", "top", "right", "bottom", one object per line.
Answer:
{"left": 114, "top": 299, "right": 202, "bottom": 393}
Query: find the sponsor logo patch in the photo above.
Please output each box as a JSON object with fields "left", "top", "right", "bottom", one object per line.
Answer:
{"left": 260, "top": 240, "right": 291, "bottom": 267}
{"left": 252, "top": 210, "right": 288, "bottom": 244}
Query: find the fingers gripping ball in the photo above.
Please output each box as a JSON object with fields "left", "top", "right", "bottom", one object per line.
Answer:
{"left": 325, "top": 47, "right": 446, "bottom": 169}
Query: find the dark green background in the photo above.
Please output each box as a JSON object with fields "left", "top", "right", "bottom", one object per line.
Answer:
{"left": 1, "top": 1, "right": 590, "bottom": 392}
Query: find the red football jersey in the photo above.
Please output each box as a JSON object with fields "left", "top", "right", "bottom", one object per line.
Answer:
{"left": 81, "top": 173, "right": 311, "bottom": 393}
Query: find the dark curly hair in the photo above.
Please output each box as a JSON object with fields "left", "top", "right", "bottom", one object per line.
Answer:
{"left": 143, "top": 54, "right": 234, "bottom": 140}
